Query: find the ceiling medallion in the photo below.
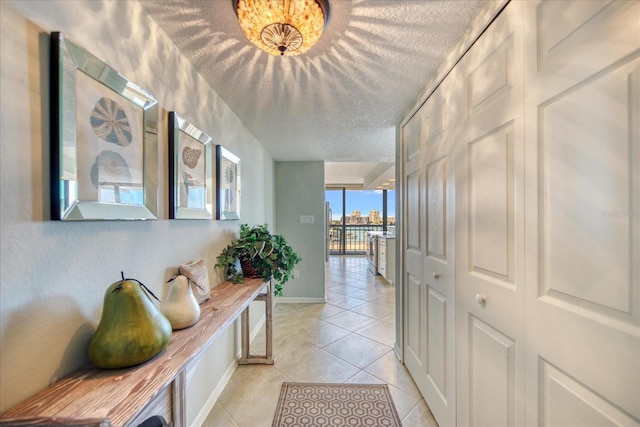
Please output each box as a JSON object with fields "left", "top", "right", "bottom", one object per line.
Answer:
{"left": 233, "top": 0, "right": 331, "bottom": 56}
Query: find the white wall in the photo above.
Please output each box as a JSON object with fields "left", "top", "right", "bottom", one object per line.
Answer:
{"left": 0, "top": 0, "right": 274, "bottom": 417}
{"left": 275, "top": 162, "right": 325, "bottom": 301}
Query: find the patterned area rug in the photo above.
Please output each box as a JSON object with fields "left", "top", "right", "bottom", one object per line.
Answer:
{"left": 272, "top": 382, "right": 402, "bottom": 427}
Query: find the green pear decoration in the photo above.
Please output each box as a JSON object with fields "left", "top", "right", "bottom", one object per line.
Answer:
{"left": 88, "top": 272, "right": 172, "bottom": 369}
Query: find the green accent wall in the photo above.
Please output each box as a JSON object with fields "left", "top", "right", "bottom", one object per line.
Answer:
{"left": 275, "top": 162, "right": 325, "bottom": 300}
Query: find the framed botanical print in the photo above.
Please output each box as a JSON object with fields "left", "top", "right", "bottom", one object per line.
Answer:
{"left": 50, "top": 32, "right": 158, "bottom": 220}
{"left": 168, "top": 112, "right": 214, "bottom": 219}
{"left": 215, "top": 146, "right": 240, "bottom": 220}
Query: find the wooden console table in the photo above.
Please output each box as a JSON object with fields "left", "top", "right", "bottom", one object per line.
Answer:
{"left": 0, "top": 278, "right": 274, "bottom": 427}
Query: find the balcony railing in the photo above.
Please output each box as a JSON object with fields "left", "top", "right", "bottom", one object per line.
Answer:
{"left": 329, "top": 224, "right": 384, "bottom": 255}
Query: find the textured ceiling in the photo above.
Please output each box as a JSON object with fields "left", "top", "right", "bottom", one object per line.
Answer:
{"left": 140, "top": 0, "right": 489, "bottom": 178}
{"left": 325, "top": 161, "right": 394, "bottom": 189}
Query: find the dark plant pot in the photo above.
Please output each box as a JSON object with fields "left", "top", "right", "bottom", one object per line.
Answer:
{"left": 240, "top": 258, "right": 261, "bottom": 278}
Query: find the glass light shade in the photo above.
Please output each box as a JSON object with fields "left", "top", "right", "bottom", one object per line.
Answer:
{"left": 235, "top": 0, "right": 330, "bottom": 56}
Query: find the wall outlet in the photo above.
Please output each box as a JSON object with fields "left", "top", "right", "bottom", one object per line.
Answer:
{"left": 293, "top": 270, "right": 300, "bottom": 279}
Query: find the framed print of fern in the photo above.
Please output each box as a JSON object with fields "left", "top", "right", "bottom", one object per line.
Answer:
{"left": 215, "top": 146, "right": 240, "bottom": 220}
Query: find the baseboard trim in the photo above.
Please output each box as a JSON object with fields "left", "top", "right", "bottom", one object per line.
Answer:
{"left": 190, "top": 356, "right": 237, "bottom": 427}
{"left": 191, "top": 314, "right": 266, "bottom": 427}
{"left": 275, "top": 297, "right": 326, "bottom": 304}
{"left": 393, "top": 343, "right": 403, "bottom": 363}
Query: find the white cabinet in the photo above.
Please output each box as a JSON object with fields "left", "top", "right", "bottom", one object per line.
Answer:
{"left": 378, "top": 236, "right": 386, "bottom": 277}
{"left": 377, "top": 236, "right": 395, "bottom": 285}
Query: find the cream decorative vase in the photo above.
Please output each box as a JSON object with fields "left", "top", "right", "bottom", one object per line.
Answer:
{"left": 160, "top": 274, "right": 200, "bottom": 330}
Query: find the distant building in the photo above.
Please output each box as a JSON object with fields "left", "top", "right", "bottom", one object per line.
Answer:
{"left": 368, "top": 209, "right": 382, "bottom": 224}
{"left": 339, "top": 210, "right": 395, "bottom": 226}
{"left": 346, "top": 210, "right": 367, "bottom": 225}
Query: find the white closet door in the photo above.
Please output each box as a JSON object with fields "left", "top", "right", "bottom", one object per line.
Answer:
{"left": 403, "top": 106, "right": 427, "bottom": 404}
{"left": 523, "top": 1, "right": 640, "bottom": 424}
{"left": 403, "top": 72, "right": 460, "bottom": 427}
{"left": 455, "top": 2, "right": 526, "bottom": 426}
{"left": 421, "top": 78, "right": 458, "bottom": 427}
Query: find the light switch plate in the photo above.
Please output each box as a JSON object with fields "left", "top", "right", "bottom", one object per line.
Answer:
{"left": 299, "top": 215, "right": 315, "bottom": 224}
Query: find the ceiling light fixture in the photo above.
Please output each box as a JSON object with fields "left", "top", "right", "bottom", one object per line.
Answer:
{"left": 233, "top": 0, "right": 330, "bottom": 56}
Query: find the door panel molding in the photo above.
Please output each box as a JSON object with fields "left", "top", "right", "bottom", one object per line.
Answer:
{"left": 469, "top": 315, "right": 516, "bottom": 427}
{"left": 468, "top": 121, "right": 515, "bottom": 287}
{"left": 540, "top": 359, "right": 638, "bottom": 426}
{"left": 427, "top": 286, "right": 448, "bottom": 401}
{"left": 426, "top": 156, "right": 447, "bottom": 261}
{"left": 406, "top": 170, "right": 422, "bottom": 252}
{"left": 406, "top": 273, "right": 424, "bottom": 366}
{"left": 539, "top": 57, "right": 640, "bottom": 320}
{"left": 467, "top": 35, "right": 514, "bottom": 116}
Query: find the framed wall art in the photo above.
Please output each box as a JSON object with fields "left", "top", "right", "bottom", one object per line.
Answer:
{"left": 168, "top": 112, "right": 214, "bottom": 219}
{"left": 50, "top": 32, "right": 159, "bottom": 221}
{"left": 215, "top": 146, "right": 240, "bottom": 220}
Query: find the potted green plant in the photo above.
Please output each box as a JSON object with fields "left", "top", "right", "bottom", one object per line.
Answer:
{"left": 215, "top": 224, "right": 301, "bottom": 297}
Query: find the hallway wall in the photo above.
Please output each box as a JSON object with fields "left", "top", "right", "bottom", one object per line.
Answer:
{"left": 275, "top": 161, "right": 325, "bottom": 301}
{"left": 0, "top": 0, "right": 274, "bottom": 419}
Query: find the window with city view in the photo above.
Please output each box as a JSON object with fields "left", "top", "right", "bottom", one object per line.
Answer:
{"left": 326, "top": 188, "right": 395, "bottom": 254}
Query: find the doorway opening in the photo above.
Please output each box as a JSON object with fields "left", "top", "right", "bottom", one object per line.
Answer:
{"left": 325, "top": 187, "right": 395, "bottom": 255}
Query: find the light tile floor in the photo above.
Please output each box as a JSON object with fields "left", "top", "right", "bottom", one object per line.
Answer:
{"left": 203, "top": 256, "right": 438, "bottom": 427}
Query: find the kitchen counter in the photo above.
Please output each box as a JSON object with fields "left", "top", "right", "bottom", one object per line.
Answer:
{"left": 369, "top": 231, "right": 396, "bottom": 239}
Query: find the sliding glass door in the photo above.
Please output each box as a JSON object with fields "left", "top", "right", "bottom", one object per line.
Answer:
{"left": 325, "top": 188, "right": 395, "bottom": 255}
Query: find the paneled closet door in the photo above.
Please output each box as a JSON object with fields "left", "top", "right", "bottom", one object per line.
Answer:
{"left": 455, "top": 2, "right": 526, "bottom": 426}
{"left": 403, "top": 103, "right": 427, "bottom": 410}
{"left": 523, "top": 1, "right": 640, "bottom": 424}
{"left": 403, "top": 74, "right": 460, "bottom": 427}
